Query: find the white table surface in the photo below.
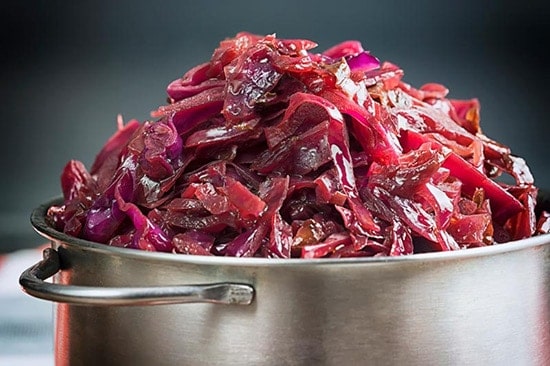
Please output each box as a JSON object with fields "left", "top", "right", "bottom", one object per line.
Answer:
{"left": 0, "top": 248, "right": 54, "bottom": 365}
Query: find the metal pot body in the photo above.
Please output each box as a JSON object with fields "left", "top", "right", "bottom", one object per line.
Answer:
{"left": 23, "top": 202, "right": 550, "bottom": 366}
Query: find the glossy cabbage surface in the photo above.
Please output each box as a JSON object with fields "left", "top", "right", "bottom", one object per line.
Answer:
{"left": 47, "top": 32, "right": 549, "bottom": 258}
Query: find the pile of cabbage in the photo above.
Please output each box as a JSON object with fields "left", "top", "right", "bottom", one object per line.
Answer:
{"left": 47, "top": 32, "right": 549, "bottom": 258}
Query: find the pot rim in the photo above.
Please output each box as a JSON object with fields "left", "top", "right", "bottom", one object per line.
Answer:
{"left": 32, "top": 196, "right": 550, "bottom": 267}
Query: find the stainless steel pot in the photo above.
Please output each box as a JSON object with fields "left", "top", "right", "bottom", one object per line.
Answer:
{"left": 20, "top": 198, "right": 550, "bottom": 366}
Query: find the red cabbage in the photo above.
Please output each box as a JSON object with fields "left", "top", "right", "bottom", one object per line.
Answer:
{"left": 47, "top": 32, "right": 550, "bottom": 258}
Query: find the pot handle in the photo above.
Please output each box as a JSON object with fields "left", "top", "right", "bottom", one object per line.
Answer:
{"left": 19, "top": 248, "right": 254, "bottom": 306}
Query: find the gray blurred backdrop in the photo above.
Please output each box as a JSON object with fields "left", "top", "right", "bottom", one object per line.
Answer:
{"left": 1, "top": 0, "right": 548, "bottom": 252}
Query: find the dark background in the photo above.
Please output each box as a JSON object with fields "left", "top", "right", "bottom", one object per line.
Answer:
{"left": 1, "top": 1, "right": 548, "bottom": 252}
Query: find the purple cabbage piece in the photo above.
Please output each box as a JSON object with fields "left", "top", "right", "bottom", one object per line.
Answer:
{"left": 346, "top": 52, "right": 380, "bottom": 73}
{"left": 47, "top": 32, "right": 545, "bottom": 258}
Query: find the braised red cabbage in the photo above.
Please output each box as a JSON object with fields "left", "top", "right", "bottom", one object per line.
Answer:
{"left": 47, "top": 32, "right": 550, "bottom": 258}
